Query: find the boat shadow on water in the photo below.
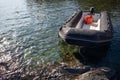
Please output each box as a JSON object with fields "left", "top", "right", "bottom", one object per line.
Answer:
{"left": 77, "top": 44, "right": 110, "bottom": 64}
{"left": 59, "top": 38, "right": 110, "bottom": 64}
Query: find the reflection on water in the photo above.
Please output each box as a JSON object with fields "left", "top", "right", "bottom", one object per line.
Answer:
{"left": 0, "top": 0, "right": 120, "bottom": 79}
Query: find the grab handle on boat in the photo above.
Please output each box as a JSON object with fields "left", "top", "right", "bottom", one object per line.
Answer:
{"left": 90, "top": 7, "right": 95, "bottom": 15}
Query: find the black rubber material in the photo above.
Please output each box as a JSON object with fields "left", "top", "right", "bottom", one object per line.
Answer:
{"left": 59, "top": 10, "right": 113, "bottom": 47}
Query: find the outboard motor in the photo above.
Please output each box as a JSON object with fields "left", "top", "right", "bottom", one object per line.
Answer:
{"left": 90, "top": 7, "right": 95, "bottom": 14}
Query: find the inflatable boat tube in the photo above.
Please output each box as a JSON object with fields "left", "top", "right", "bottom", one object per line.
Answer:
{"left": 59, "top": 9, "right": 113, "bottom": 47}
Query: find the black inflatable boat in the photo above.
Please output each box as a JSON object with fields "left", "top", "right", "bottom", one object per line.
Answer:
{"left": 59, "top": 8, "right": 113, "bottom": 47}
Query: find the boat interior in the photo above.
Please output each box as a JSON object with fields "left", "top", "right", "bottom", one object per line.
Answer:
{"left": 76, "top": 13, "right": 101, "bottom": 31}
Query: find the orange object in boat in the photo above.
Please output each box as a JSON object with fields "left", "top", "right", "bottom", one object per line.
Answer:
{"left": 84, "top": 15, "right": 93, "bottom": 24}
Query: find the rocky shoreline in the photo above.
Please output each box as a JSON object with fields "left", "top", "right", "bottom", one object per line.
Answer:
{"left": 0, "top": 47, "right": 119, "bottom": 80}
{"left": 0, "top": 58, "right": 117, "bottom": 80}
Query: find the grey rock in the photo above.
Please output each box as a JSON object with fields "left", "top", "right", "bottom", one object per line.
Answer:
{"left": 78, "top": 67, "right": 115, "bottom": 80}
{"left": 33, "top": 76, "right": 39, "bottom": 80}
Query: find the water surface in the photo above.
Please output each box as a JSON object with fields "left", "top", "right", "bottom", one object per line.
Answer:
{"left": 0, "top": 0, "right": 120, "bottom": 72}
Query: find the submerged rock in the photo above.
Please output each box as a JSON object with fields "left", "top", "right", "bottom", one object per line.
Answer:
{"left": 63, "top": 65, "right": 91, "bottom": 75}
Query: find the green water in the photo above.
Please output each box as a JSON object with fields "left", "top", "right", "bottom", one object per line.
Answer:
{"left": 0, "top": 0, "right": 120, "bottom": 69}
